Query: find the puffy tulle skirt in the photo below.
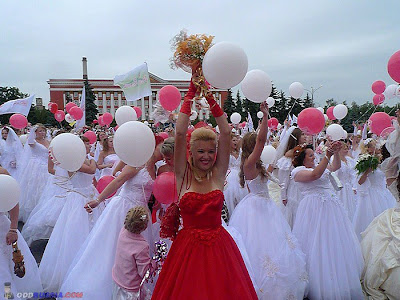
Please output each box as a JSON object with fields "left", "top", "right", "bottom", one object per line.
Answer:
{"left": 151, "top": 224, "right": 258, "bottom": 300}
{"left": 39, "top": 186, "right": 100, "bottom": 292}
{"left": 0, "top": 214, "right": 43, "bottom": 297}
{"left": 353, "top": 187, "right": 397, "bottom": 240}
{"left": 293, "top": 193, "right": 364, "bottom": 300}
{"left": 338, "top": 183, "right": 358, "bottom": 221}
{"left": 223, "top": 169, "right": 248, "bottom": 220}
{"left": 18, "top": 158, "right": 50, "bottom": 222}
{"left": 59, "top": 194, "right": 153, "bottom": 300}
{"left": 21, "top": 175, "right": 69, "bottom": 246}
{"left": 229, "top": 194, "right": 307, "bottom": 300}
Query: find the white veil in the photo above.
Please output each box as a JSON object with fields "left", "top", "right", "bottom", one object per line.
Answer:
{"left": 274, "top": 126, "right": 297, "bottom": 164}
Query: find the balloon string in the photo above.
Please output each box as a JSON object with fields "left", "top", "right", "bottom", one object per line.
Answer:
{"left": 355, "top": 105, "right": 374, "bottom": 123}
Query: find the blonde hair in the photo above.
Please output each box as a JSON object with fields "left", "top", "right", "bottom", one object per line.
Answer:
{"left": 161, "top": 137, "right": 175, "bottom": 157}
{"left": 239, "top": 132, "right": 268, "bottom": 188}
{"left": 189, "top": 127, "right": 217, "bottom": 152}
{"left": 124, "top": 206, "right": 149, "bottom": 234}
{"left": 360, "top": 138, "right": 376, "bottom": 154}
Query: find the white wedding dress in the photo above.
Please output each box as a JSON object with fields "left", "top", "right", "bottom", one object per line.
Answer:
{"left": 17, "top": 141, "right": 51, "bottom": 222}
{"left": 21, "top": 166, "right": 71, "bottom": 246}
{"left": 39, "top": 171, "right": 100, "bottom": 292}
{"left": 99, "top": 153, "right": 119, "bottom": 177}
{"left": 353, "top": 168, "right": 397, "bottom": 240}
{"left": 59, "top": 168, "right": 154, "bottom": 300}
{"left": 292, "top": 167, "right": 364, "bottom": 299}
{"left": 229, "top": 175, "right": 307, "bottom": 300}
{"left": 0, "top": 212, "right": 43, "bottom": 298}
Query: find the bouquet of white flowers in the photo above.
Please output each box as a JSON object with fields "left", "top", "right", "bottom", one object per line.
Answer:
{"left": 355, "top": 153, "right": 380, "bottom": 175}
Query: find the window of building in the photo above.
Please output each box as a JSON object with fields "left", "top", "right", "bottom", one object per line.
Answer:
{"left": 122, "top": 100, "right": 127, "bottom": 105}
{"left": 114, "top": 100, "right": 118, "bottom": 106}
{"left": 107, "top": 108, "right": 111, "bottom": 113}
{"left": 74, "top": 101, "right": 79, "bottom": 105}
{"left": 106, "top": 92, "right": 111, "bottom": 98}
{"left": 74, "top": 92, "right": 78, "bottom": 97}
{"left": 98, "top": 92, "right": 102, "bottom": 98}
{"left": 114, "top": 92, "right": 118, "bottom": 98}
{"left": 106, "top": 100, "right": 111, "bottom": 106}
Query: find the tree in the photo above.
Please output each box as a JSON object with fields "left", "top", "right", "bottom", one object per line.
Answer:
{"left": 243, "top": 97, "right": 260, "bottom": 125}
{"left": 302, "top": 93, "right": 314, "bottom": 109}
{"left": 223, "top": 89, "right": 235, "bottom": 119}
{"left": 235, "top": 90, "right": 245, "bottom": 119}
{"left": 84, "top": 80, "right": 99, "bottom": 125}
{"left": 0, "top": 87, "right": 29, "bottom": 125}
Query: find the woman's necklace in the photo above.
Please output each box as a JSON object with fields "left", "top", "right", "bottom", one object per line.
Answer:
{"left": 192, "top": 167, "right": 212, "bottom": 182}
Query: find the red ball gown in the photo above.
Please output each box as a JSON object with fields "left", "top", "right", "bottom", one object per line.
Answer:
{"left": 152, "top": 190, "right": 257, "bottom": 300}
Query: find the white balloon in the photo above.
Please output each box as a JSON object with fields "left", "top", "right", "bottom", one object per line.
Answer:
{"left": 143, "top": 121, "right": 149, "bottom": 126}
{"left": 115, "top": 106, "right": 137, "bottom": 126}
{"left": 342, "top": 129, "right": 348, "bottom": 139}
{"left": 65, "top": 113, "right": 74, "bottom": 123}
{"left": 384, "top": 84, "right": 397, "bottom": 99}
{"left": 189, "top": 110, "right": 198, "bottom": 121}
{"left": 202, "top": 42, "right": 248, "bottom": 89}
{"left": 266, "top": 97, "right": 275, "bottom": 108}
{"left": 317, "top": 107, "right": 324, "bottom": 113}
{"left": 19, "top": 134, "right": 28, "bottom": 144}
{"left": 230, "top": 112, "right": 241, "bottom": 124}
{"left": 333, "top": 104, "right": 348, "bottom": 120}
{"left": 257, "top": 111, "right": 263, "bottom": 119}
{"left": 114, "top": 121, "right": 155, "bottom": 167}
{"left": 261, "top": 145, "right": 277, "bottom": 165}
{"left": 49, "top": 133, "right": 86, "bottom": 172}
{"left": 289, "top": 82, "right": 304, "bottom": 99}
{"left": 324, "top": 114, "right": 328, "bottom": 121}
{"left": 0, "top": 174, "right": 20, "bottom": 212}
{"left": 241, "top": 70, "right": 272, "bottom": 103}
{"left": 326, "top": 124, "right": 344, "bottom": 141}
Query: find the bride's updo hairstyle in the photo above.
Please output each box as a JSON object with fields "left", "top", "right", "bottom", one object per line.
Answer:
{"left": 239, "top": 132, "right": 268, "bottom": 188}
{"left": 292, "top": 144, "right": 313, "bottom": 168}
{"left": 189, "top": 127, "right": 217, "bottom": 152}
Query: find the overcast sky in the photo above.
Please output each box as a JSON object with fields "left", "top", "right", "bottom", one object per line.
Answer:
{"left": 1, "top": 0, "right": 399, "bottom": 108}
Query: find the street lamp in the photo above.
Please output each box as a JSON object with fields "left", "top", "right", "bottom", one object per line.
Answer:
{"left": 304, "top": 85, "right": 323, "bottom": 105}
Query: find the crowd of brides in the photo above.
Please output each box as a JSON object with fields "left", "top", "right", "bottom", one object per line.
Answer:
{"left": 1, "top": 81, "right": 399, "bottom": 299}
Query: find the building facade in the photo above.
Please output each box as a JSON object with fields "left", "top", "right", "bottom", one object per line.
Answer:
{"left": 47, "top": 74, "right": 228, "bottom": 122}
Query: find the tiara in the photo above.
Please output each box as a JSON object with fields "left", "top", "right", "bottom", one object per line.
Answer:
{"left": 363, "top": 138, "right": 373, "bottom": 146}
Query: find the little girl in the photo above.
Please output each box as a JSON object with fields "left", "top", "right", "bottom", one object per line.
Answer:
{"left": 112, "top": 206, "right": 156, "bottom": 300}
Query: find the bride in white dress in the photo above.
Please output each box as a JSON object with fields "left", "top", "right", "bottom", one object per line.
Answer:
{"left": 97, "top": 136, "right": 119, "bottom": 177}
{"left": 59, "top": 147, "right": 161, "bottom": 300}
{"left": 0, "top": 127, "right": 23, "bottom": 178}
{"left": 39, "top": 137, "right": 100, "bottom": 292}
{"left": 229, "top": 103, "right": 307, "bottom": 300}
{"left": 291, "top": 143, "right": 364, "bottom": 299}
{"left": 21, "top": 158, "right": 71, "bottom": 246}
{"left": 0, "top": 168, "right": 43, "bottom": 298}
{"left": 17, "top": 124, "right": 51, "bottom": 222}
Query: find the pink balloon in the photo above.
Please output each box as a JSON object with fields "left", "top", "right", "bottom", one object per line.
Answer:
{"left": 371, "top": 80, "right": 386, "bottom": 94}
{"left": 49, "top": 102, "right": 58, "bottom": 114}
{"left": 69, "top": 106, "right": 83, "bottom": 120}
{"left": 369, "top": 112, "right": 392, "bottom": 135}
{"left": 159, "top": 85, "right": 181, "bottom": 111}
{"left": 388, "top": 50, "right": 400, "bottom": 83}
{"left": 65, "top": 102, "right": 77, "bottom": 113}
{"left": 297, "top": 108, "right": 325, "bottom": 135}
{"left": 326, "top": 106, "right": 336, "bottom": 120}
{"left": 102, "top": 112, "right": 113, "bottom": 125}
{"left": 380, "top": 126, "right": 395, "bottom": 138}
{"left": 267, "top": 118, "right": 279, "bottom": 130}
{"left": 96, "top": 176, "right": 116, "bottom": 199}
{"left": 54, "top": 110, "right": 65, "bottom": 122}
{"left": 98, "top": 115, "right": 105, "bottom": 127}
{"left": 133, "top": 106, "right": 142, "bottom": 118}
{"left": 83, "top": 130, "right": 97, "bottom": 144}
{"left": 9, "top": 114, "right": 28, "bottom": 129}
{"left": 373, "top": 94, "right": 385, "bottom": 105}
{"left": 114, "top": 125, "right": 119, "bottom": 131}
{"left": 158, "top": 132, "right": 169, "bottom": 140}
{"left": 153, "top": 172, "right": 177, "bottom": 204}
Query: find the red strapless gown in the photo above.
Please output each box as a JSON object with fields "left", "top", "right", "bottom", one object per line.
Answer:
{"left": 152, "top": 190, "right": 257, "bottom": 300}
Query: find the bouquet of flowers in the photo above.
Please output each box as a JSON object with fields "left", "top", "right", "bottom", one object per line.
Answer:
{"left": 355, "top": 153, "right": 380, "bottom": 175}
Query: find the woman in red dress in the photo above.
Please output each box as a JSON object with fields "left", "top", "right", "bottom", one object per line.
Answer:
{"left": 151, "top": 76, "right": 257, "bottom": 300}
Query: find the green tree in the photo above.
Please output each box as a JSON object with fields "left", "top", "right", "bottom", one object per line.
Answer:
{"left": 235, "top": 90, "right": 245, "bottom": 119}
{"left": 302, "top": 93, "right": 314, "bottom": 109}
{"left": 243, "top": 97, "right": 260, "bottom": 126}
{"left": 0, "top": 87, "right": 29, "bottom": 125}
{"left": 223, "top": 89, "right": 235, "bottom": 119}
{"left": 84, "top": 80, "right": 99, "bottom": 125}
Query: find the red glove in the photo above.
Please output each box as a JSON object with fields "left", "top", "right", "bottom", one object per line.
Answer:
{"left": 180, "top": 80, "right": 197, "bottom": 116}
{"left": 205, "top": 93, "right": 224, "bottom": 118}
